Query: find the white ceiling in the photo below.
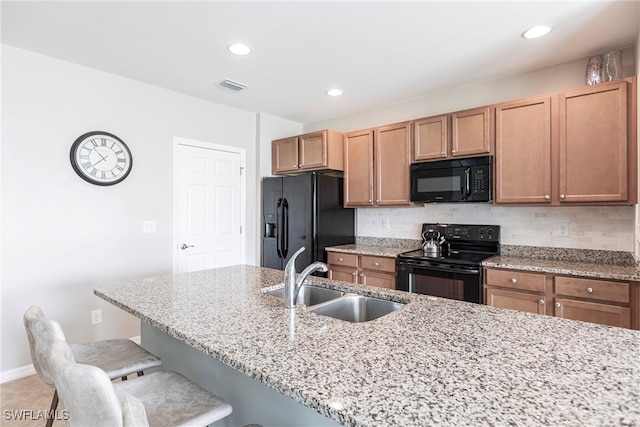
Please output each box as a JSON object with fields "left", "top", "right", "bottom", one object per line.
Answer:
{"left": 2, "top": 1, "right": 639, "bottom": 124}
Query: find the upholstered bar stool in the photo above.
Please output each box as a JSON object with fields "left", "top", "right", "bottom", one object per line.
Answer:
{"left": 50, "top": 340, "right": 232, "bottom": 426}
{"left": 23, "top": 306, "right": 162, "bottom": 427}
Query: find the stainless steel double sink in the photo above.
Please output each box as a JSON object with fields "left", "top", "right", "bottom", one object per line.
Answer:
{"left": 263, "top": 283, "right": 405, "bottom": 323}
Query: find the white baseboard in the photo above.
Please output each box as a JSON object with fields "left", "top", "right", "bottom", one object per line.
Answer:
{"left": 1, "top": 336, "right": 141, "bottom": 384}
{"left": 1, "top": 364, "right": 36, "bottom": 384}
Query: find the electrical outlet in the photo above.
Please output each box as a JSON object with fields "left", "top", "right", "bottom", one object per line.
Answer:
{"left": 557, "top": 222, "right": 569, "bottom": 237}
{"left": 91, "top": 309, "right": 102, "bottom": 325}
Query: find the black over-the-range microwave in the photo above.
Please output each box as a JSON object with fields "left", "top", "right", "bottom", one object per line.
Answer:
{"left": 410, "top": 155, "right": 492, "bottom": 203}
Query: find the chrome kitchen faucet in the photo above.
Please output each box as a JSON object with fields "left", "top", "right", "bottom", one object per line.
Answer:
{"left": 283, "top": 247, "right": 328, "bottom": 309}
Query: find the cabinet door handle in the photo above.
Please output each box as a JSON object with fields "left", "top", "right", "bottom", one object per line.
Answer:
{"left": 538, "top": 299, "right": 545, "bottom": 305}
{"left": 510, "top": 278, "right": 517, "bottom": 283}
{"left": 544, "top": 194, "right": 550, "bottom": 201}
{"left": 560, "top": 194, "right": 566, "bottom": 200}
{"left": 586, "top": 287, "right": 593, "bottom": 293}
{"left": 555, "top": 302, "right": 561, "bottom": 308}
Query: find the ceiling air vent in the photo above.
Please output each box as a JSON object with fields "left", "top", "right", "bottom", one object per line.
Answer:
{"left": 219, "top": 79, "right": 250, "bottom": 92}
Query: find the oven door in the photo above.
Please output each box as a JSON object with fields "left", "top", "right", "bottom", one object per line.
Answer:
{"left": 396, "top": 261, "right": 484, "bottom": 304}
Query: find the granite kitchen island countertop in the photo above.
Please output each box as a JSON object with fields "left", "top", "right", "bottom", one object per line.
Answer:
{"left": 95, "top": 265, "right": 639, "bottom": 427}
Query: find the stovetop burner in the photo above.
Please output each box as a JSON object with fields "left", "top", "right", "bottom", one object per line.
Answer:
{"left": 398, "top": 223, "right": 501, "bottom": 267}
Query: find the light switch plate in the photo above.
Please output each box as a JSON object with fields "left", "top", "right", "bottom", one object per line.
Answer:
{"left": 143, "top": 220, "right": 157, "bottom": 233}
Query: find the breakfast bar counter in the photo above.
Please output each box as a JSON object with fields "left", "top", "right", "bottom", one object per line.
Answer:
{"left": 95, "top": 265, "right": 640, "bottom": 427}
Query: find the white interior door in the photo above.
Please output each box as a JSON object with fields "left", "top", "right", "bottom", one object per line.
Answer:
{"left": 174, "top": 140, "right": 244, "bottom": 273}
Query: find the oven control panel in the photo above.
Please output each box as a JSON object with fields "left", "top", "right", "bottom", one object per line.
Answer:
{"left": 422, "top": 223, "right": 500, "bottom": 242}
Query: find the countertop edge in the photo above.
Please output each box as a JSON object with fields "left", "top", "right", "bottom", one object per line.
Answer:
{"left": 483, "top": 257, "right": 640, "bottom": 282}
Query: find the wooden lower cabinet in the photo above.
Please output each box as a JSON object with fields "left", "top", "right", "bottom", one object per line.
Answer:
{"left": 484, "top": 267, "right": 637, "bottom": 329}
{"left": 485, "top": 288, "right": 546, "bottom": 315}
{"left": 327, "top": 252, "right": 395, "bottom": 290}
{"left": 554, "top": 298, "right": 631, "bottom": 329}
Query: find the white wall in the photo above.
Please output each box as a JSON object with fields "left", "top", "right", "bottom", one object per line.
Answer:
{"left": 1, "top": 45, "right": 257, "bottom": 373}
{"left": 306, "top": 48, "right": 638, "bottom": 252}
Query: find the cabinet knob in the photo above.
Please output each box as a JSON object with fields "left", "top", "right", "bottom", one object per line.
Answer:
{"left": 538, "top": 299, "right": 545, "bottom": 305}
{"left": 544, "top": 194, "right": 550, "bottom": 201}
{"left": 374, "top": 262, "right": 380, "bottom": 266}
{"left": 352, "top": 272, "right": 357, "bottom": 276}
{"left": 555, "top": 302, "right": 561, "bottom": 308}
{"left": 586, "top": 287, "right": 593, "bottom": 293}
{"left": 360, "top": 273, "right": 365, "bottom": 277}
{"left": 441, "top": 152, "right": 446, "bottom": 157}
{"left": 560, "top": 194, "right": 566, "bottom": 200}
{"left": 339, "top": 257, "right": 344, "bottom": 262}
{"left": 368, "top": 200, "right": 373, "bottom": 203}
{"left": 451, "top": 150, "right": 457, "bottom": 154}
{"left": 510, "top": 278, "right": 517, "bottom": 283}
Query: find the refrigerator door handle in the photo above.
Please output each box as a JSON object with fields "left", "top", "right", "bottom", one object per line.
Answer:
{"left": 282, "top": 198, "right": 289, "bottom": 258}
{"left": 276, "top": 198, "right": 283, "bottom": 259}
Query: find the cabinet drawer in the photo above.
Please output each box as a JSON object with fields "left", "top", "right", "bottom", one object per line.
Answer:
{"left": 555, "top": 276, "right": 629, "bottom": 304}
{"left": 485, "top": 268, "right": 546, "bottom": 292}
{"left": 327, "top": 252, "right": 358, "bottom": 268}
{"left": 361, "top": 255, "right": 395, "bottom": 273}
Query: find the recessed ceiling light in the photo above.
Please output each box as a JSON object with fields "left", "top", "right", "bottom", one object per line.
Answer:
{"left": 522, "top": 25, "right": 552, "bottom": 39}
{"left": 228, "top": 43, "right": 251, "bottom": 55}
{"left": 326, "top": 89, "right": 343, "bottom": 96}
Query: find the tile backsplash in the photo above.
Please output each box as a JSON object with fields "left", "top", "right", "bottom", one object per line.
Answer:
{"left": 357, "top": 204, "right": 635, "bottom": 252}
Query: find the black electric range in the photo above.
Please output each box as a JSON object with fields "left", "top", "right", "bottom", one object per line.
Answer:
{"left": 396, "top": 223, "right": 500, "bottom": 303}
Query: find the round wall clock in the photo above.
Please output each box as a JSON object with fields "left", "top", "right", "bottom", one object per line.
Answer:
{"left": 70, "top": 131, "right": 132, "bottom": 186}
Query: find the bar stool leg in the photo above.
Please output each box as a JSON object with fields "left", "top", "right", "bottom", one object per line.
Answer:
{"left": 45, "top": 390, "right": 58, "bottom": 427}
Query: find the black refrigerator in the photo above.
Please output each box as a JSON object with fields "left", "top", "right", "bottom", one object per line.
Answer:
{"left": 261, "top": 173, "right": 355, "bottom": 271}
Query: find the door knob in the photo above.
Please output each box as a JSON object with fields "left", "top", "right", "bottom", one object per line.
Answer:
{"left": 179, "top": 243, "right": 195, "bottom": 250}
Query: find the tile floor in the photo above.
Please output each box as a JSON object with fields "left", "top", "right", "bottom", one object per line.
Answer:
{"left": 1, "top": 375, "right": 63, "bottom": 426}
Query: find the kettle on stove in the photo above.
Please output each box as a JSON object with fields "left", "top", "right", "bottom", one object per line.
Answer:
{"left": 421, "top": 229, "right": 447, "bottom": 258}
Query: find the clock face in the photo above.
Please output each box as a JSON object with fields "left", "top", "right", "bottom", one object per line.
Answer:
{"left": 70, "top": 131, "right": 132, "bottom": 185}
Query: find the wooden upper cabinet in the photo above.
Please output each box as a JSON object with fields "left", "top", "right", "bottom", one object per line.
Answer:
{"left": 559, "top": 80, "right": 631, "bottom": 204}
{"left": 413, "top": 115, "right": 448, "bottom": 161}
{"left": 344, "top": 123, "right": 410, "bottom": 207}
{"left": 494, "top": 77, "right": 637, "bottom": 206}
{"left": 271, "top": 130, "right": 343, "bottom": 175}
{"left": 375, "top": 122, "right": 411, "bottom": 206}
{"left": 451, "top": 106, "right": 493, "bottom": 157}
{"left": 344, "top": 129, "right": 374, "bottom": 206}
{"left": 495, "top": 96, "right": 552, "bottom": 204}
{"left": 412, "top": 107, "right": 492, "bottom": 163}
{"left": 272, "top": 136, "right": 299, "bottom": 174}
